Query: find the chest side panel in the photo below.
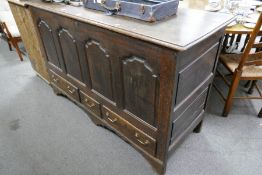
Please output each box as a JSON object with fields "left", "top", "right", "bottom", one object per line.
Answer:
{"left": 170, "top": 31, "right": 224, "bottom": 144}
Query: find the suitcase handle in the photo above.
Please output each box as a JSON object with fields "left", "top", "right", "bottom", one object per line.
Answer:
{"left": 100, "top": 0, "right": 121, "bottom": 13}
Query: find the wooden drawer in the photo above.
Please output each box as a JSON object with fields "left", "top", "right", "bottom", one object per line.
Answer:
{"left": 102, "top": 106, "right": 156, "bottom": 156}
{"left": 171, "top": 87, "right": 208, "bottom": 142}
{"left": 50, "top": 71, "right": 60, "bottom": 86}
{"left": 80, "top": 91, "right": 101, "bottom": 117}
{"left": 50, "top": 70, "right": 80, "bottom": 101}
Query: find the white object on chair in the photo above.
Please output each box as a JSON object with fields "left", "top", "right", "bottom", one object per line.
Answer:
{"left": 0, "top": 11, "right": 17, "bottom": 26}
{"left": 6, "top": 25, "right": 20, "bottom": 37}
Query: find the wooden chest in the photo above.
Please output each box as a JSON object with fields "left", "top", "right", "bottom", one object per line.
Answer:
{"left": 15, "top": 1, "right": 234, "bottom": 174}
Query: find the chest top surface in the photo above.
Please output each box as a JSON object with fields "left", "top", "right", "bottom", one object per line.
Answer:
{"left": 9, "top": 0, "right": 234, "bottom": 51}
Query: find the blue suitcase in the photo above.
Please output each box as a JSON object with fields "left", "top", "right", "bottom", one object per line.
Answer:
{"left": 84, "top": 0, "right": 179, "bottom": 22}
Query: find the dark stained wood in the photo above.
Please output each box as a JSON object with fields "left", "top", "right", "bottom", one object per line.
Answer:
{"left": 175, "top": 43, "right": 219, "bottom": 104}
{"left": 58, "top": 28, "right": 83, "bottom": 82}
{"left": 85, "top": 40, "right": 114, "bottom": 101}
{"left": 26, "top": 1, "right": 233, "bottom": 174}
{"left": 175, "top": 30, "right": 224, "bottom": 71}
{"left": 38, "top": 20, "right": 61, "bottom": 68}
{"left": 80, "top": 91, "right": 101, "bottom": 117}
{"left": 171, "top": 88, "right": 208, "bottom": 141}
{"left": 154, "top": 46, "right": 176, "bottom": 174}
{"left": 50, "top": 70, "right": 80, "bottom": 101}
{"left": 168, "top": 110, "right": 204, "bottom": 156}
{"left": 172, "top": 74, "right": 213, "bottom": 122}
{"left": 122, "top": 56, "right": 159, "bottom": 126}
{"left": 102, "top": 106, "right": 157, "bottom": 155}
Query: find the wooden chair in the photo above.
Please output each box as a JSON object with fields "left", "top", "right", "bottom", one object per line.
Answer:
{"left": 214, "top": 12, "right": 262, "bottom": 117}
{"left": 0, "top": 21, "right": 23, "bottom": 61}
{"left": 222, "top": 32, "right": 250, "bottom": 54}
{"left": 0, "top": 22, "right": 12, "bottom": 51}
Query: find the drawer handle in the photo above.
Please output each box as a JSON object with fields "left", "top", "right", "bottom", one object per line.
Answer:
{"left": 108, "top": 117, "right": 118, "bottom": 123}
{"left": 84, "top": 98, "right": 95, "bottom": 108}
{"left": 51, "top": 75, "right": 59, "bottom": 83}
{"left": 53, "top": 78, "right": 59, "bottom": 83}
{"left": 67, "top": 86, "right": 75, "bottom": 94}
{"left": 135, "top": 133, "right": 149, "bottom": 145}
{"left": 106, "top": 112, "right": 118, "bottom": 123}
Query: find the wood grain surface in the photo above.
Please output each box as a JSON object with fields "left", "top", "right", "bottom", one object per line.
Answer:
{"left": 9, "top": 3, "right": 50, "bottom": 82}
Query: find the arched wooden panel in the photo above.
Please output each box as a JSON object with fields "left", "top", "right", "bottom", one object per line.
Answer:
{"left": 58, "top": 28, "right": 83, "bottom": 81}
{"left": 122, "top": 56, "right": 159, "bottom": 126}
{"left": 38, "top": 19, "right": 60, "bottom": 68}
{"left": 85, "top": 40, "right": 114, "bottom": 101}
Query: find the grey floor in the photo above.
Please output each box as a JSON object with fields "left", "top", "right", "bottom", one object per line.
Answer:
{"left": 0, "top": 40, "right": 262, "bottom": 175}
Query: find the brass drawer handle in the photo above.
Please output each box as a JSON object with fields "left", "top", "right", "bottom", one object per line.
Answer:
{"left": 67, "top": 86, "right": 75, "bottom": 94}
{"left": 51, "top": 75, "right": 59, "bottom": 83}
{"left": 108, "top": 117, "right": 118, "bottom": 123}
{"left": 106, "top": 112, "right": 118, "bottom": 123}
{"left": 84, "top": 98, "right": 95, "bottom": 108}
{"left": 135, "top": 133, "right": 149, "bottom": 145}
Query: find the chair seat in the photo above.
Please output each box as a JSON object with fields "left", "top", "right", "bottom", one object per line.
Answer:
{"left": 220, "top": 53, "right": 262, "bottom": 78}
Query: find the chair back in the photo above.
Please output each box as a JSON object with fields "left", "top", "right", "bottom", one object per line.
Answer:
{"left": 0, "top": 22, "right": 12, "bottom": 39}
{"left": 237, "top": 13, "right": 262, "bottom": 70}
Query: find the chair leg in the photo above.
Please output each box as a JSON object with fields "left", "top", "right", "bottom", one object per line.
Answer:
{"left": 258, "top": 108, "right": 262, "bottom": 118}
{"left": 8, "top": 42, "right": 12, "bottom": 51}
{"left": 244, "top": 80, "right": 251, "bottom": 88}
{"left": 12, "top": 41, "right": 23, "bottom": 61}
{"left": 223, "top": 70, "right": 241, "bottom": 117}
{"left": 247, "top": 80, "right": 257, "bottom": 94}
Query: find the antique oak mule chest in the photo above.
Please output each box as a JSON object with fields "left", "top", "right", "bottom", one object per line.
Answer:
{"left": 9, "top": 0, "right": 234, "bottom": 174}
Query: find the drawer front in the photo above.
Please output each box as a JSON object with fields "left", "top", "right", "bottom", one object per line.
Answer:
{"left": 50, "top": 70, "right": 80, "bottom": 101}
{"left": 80, "top": 91, "right": 101, "bottom": 117}
{"left": 50, "top": 71, "right": 60, "bottom": 86}
{"left": 171, "top": 87, "right": 208, "bottom": 142}
{"left": 102, "top": 106, "right": 156, "bottom": 156}
{"left": 176, "top": 43, "right": 218, "bottom": 105}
